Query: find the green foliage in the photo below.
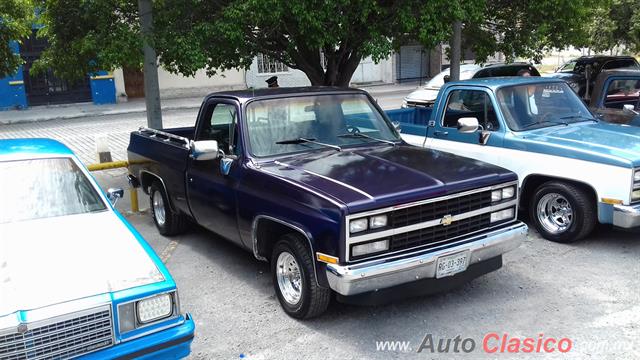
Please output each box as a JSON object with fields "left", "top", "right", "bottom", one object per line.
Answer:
{"left": 34, "top": 0, "right": 142, "bottom": 81}
{"left": 464, "top": 0, "right": 599, "bottom": 63}
{"left": 585, "top": 0, "right": 640, "bottom": 53}
{"left": 0, "top": 0, "right": 34, "bottom": 77}
{"left": 153, "top": 0, "right": 485, "bottom": 86}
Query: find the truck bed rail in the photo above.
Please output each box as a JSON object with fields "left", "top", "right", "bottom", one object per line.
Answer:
{"left": 137, "top": 127, "right": 191, "bottom": 149}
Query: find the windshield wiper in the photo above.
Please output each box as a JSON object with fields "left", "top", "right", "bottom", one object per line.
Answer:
{"left": 519, "top": 120, "right": 568, "bottom": 130}
{"left": 559, "top": 115, "right": 598, "bottom": 123}
{"left": 337, "top": 132, "right": 397, "bottom": 146}
{"left": 275, "top": 137, "right": 341, "bottom": 151}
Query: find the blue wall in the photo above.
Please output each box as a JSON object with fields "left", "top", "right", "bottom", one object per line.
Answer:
{"left": 0, "top": 41, "right": 28, "bottom": 110}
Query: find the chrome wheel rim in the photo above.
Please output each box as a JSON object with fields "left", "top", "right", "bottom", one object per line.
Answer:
{"left": 152, "top": 191, "right": 166, "bottom": 226}
{"left": 276, "top": 251, "right": 302, "bottom": 305}
{"left": 537, "top": 193, "right": 573, "bottom": 235}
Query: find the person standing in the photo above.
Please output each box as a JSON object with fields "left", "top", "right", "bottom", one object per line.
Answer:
{"left": 266, "top": 76, "right": 279, "bottom": 88}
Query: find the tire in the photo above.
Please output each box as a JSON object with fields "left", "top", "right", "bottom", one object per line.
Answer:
{"left": 149, "top": 181, "right": 187, "bottom": 236}
{"left": 271, "top": 234, "right": 331, "bottom": 319}
{"left": 529, "top": 181, "right": 596, "bottom": 243}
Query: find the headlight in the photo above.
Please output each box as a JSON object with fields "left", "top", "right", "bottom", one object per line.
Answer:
{"left": 634, "top": 170, "right": 640, "bottom": 183}
{"left": 369, "top": 214, "right": 388, "bottom": 229}
{"left": 632, "top": 189, "right": 640, "bottom": 201}
{"left": 490, "top": 208, "right": 515, "bottom": 223}
{"left": 138, "top": 293, "right": 173, "bottom": 323}
{"left": 118, "top": 292, "right": 176, "bottom": 334}
{"left": 349, "top": 218, "right": 368, "bottom": 233}
{"left": 492, "top": 186, "right": 516, "bottom": 202}
{"left": 352, "top": 239, "right": 389, "bottom": 257}
{"left": 401, "top": 99, "right": 408, "bottom": 108}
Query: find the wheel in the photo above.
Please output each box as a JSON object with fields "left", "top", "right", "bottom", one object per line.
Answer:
{"left": 149, "top": 181, "right": 187, "bottom": 236}
{"left": 271, "top": 234, "right": 330, "bottom": 319}
{"left": 529, "top": 181, "right": 596, "bottom": 243}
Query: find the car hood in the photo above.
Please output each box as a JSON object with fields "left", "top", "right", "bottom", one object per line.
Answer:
{"left": 260, "top": 144, "right": 516, "bottom": 212}
{"left": 513, "top": 122, "right": 640, "bottom": 167}
{"left": 0, "top": 211, "right": 164, "bottom": 316}
{"left": 405, "top": 88, "right": 440, "bottom": 102}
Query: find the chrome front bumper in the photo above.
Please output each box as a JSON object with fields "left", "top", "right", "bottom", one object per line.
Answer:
{"left": 613, "top": 203, "right": 640, "bottom": 228}
{"left": 325, "top": 222, "right": 528, "bottom": 296}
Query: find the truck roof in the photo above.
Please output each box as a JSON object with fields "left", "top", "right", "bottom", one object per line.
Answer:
{"left": 0, "top": 138, "right": 73, "bottom": 159}
{"left": 204, "top": 86, "right": 368, "bottom": 103}
{"left": 445, "top": 76, "right": 564, "bottom": 91}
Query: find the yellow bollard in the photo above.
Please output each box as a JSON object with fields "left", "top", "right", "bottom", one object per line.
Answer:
{"left": 129, "top": 187, "right": 139, "bottom": 213}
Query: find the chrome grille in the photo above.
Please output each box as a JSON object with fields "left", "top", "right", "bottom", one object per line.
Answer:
{"left": 390, "top": 213, "right": 491, "bottom": 251}
{"left": 391, "top": 191, "right": 492, "bottom": 228}
{"left": 0, "top": 308, "right": 113, "bottom": 360}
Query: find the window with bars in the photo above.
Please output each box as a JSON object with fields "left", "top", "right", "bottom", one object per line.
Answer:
{"left": 256, "top": 54, "right": 289, "bottom": 74}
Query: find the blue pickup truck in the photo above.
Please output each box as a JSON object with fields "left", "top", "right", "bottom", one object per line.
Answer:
{"left": 127, "top": 87, "right": 527, "bottom": 318}
{"left": 390, "top": 77, "right": 640, "bottom": 243}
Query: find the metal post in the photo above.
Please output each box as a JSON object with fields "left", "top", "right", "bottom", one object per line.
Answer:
{"left": 138, "top": 0, "right": 163, "bottom": 129}
{"left": 450, "top": 21, "right": 462, "bottom": 81}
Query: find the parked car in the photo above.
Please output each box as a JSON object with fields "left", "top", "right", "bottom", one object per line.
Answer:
{"left": 0, "top": 138, "right": 194, "bottom": 359}
{"left": 403, "top": 63, "right": 540, "bottom": 107}
{"left": 127, "top": 87, "right": 527, "bottom": 319}
{"left": 548, "top": 55, "right": 640, "bottom": 100}
{"left": 589, "top": 69, "right": 640, "bottom": 126}
{"left": 389, "top": 77, "right": 640, "bottom": 243}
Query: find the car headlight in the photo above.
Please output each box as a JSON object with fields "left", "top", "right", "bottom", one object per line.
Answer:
{"left": 401, "top": 99, "right": 408, "bottom": 108}
{"left": 118, "top": 292, "right": 176, "bottom": 333}
{"left": 490, "top": 207, "right": 515, "bottom": 223}
{"left": 632, "top": 189, "right": 640, "bottom": 201}
{"left": 138, "top": 293, "right": 173, "bottom": 323}
{"left": 349, "top": 218, "right": 368, "bottom": 233}
{"left": 369, "top": 214, "right": 388, "bottom": 229}
{"left": 634, "top": 170, "right": 640, "bottom": 183}
{"left": 352, "top": 239, "right": 389, "bottom": 257}
{"left": 491, "top": 186, "right": 516, "bottom": 202}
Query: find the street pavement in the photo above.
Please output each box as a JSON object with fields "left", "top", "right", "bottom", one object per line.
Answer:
{"left": 0, "top": 83, "right": 415, "bottom": 164}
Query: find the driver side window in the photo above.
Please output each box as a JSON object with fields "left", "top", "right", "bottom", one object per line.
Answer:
{"left": 442, "top": 90, "right": 500, "bottom": 131}
{"left": 197, "top": 102, "right": 238, "bottom": 155}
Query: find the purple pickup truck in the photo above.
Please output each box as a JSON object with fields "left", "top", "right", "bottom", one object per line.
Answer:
{"left": 127, "top": 87, "right": 527, "bottom": 318}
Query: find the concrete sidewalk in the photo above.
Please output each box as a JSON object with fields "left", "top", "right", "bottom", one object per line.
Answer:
{"left": 0, "top": 82, "right": 419, "bottom": 125}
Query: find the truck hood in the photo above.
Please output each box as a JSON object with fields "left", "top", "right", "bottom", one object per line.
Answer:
{"left": 513, "top": 122, "right": 640, "bottom": 167}
{"left": 0, "top": 211, "right": 165, "bottom": 316}
{"left": 260, "top": 144, "right": 516, "bottom": 212}
{"left": 405, "top": 88, "right": 440, "bottom": 102}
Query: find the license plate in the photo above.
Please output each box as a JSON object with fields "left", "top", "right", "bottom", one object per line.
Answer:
{"left": 436, "top": 251, "right": 470, "bottom": 278}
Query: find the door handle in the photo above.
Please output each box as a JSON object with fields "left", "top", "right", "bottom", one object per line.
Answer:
{"left": 434, "top": 131, "right": 449, "bottom": 136}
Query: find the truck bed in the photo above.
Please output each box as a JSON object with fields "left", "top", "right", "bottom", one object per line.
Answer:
{"left": 385, "top": 108, "right": 431, "bottom": 136}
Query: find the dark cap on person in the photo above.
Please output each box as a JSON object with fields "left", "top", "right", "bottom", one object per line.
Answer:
{"left": 266, "top": 76, "right": 278, "bottom": 87}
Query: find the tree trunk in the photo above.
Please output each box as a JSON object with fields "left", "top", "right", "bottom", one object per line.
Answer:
{"left": 298, "top": 51, "right": 361, "bottom": 87}
{"left": 450, "top": 20, "right": 462, "bottom": 81}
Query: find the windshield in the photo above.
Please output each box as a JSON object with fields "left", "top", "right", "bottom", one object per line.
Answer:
{"left": 245, "top": 94, "right": 400, "bottom": 157}
{"left": 0, "top": 158, "right": 107, "bottom": 224}
{"left": 496, "top": 82, "right": 594, "bottom": 131}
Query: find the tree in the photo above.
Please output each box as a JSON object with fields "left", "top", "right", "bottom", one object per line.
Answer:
{"left": 153, "top": 0, "right": 485, "bottom": 86}
{"left": 0, "top": 0, "right": 34, "bottom": 78}
{"left": 583, "top": 0, "right": 640, "bottom": 53}
{"left": 461, "top": 0, "right": 600, "bottom": 63}
{"left": 33, "top": 0, "right": 142, "bottom": 81}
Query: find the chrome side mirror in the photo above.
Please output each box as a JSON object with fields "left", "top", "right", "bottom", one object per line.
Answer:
{"left": 457, "top": 117, "right": 480, "bottom": 133}
{"left": 191, "top": 140, "right": 219, "bottom": 161}
{"left": 107, "top": 188, "right": 124, "bottom": 205}
{"left": 623, "top": 104, "right": 639, "bottom": 115}
{"left": 392, "top": 121, "right": 402, "bottom": 133}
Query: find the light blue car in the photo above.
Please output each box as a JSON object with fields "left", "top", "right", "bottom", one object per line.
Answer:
{"left": 390, "top": 77, "right": 640, "bottom": 243}
{"left": 0, "top": 139, "right": 194, "bottom": 359}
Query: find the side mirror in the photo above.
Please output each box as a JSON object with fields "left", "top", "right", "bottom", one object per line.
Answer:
{"left": 443, "top": 75, "right": 451, "bottom": 83}
{"left": 392, "top": 121, "right": 402, "bottom": 133}
{"left": 623, "top": 104, "right": 639, "bottom": 115}
{"left": 107, "top": 188, "right": 124, "bottom": 205}
{"left": 191, "top": 140, "right": 219, "bottom": 161}
{"left": 457, "top": 117, "right": 480, "bottom": 133}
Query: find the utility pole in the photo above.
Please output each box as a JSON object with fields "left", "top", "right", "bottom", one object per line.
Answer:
{"left": 138, "top": 0, "right": 163, "bottom": 129}
{"left": 450, "top": 20, "right": 462, "bottom": 81}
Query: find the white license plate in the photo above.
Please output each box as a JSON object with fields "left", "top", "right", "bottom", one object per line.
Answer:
{"left": 436, "top": 251, "right": 470, "bottom": 278}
